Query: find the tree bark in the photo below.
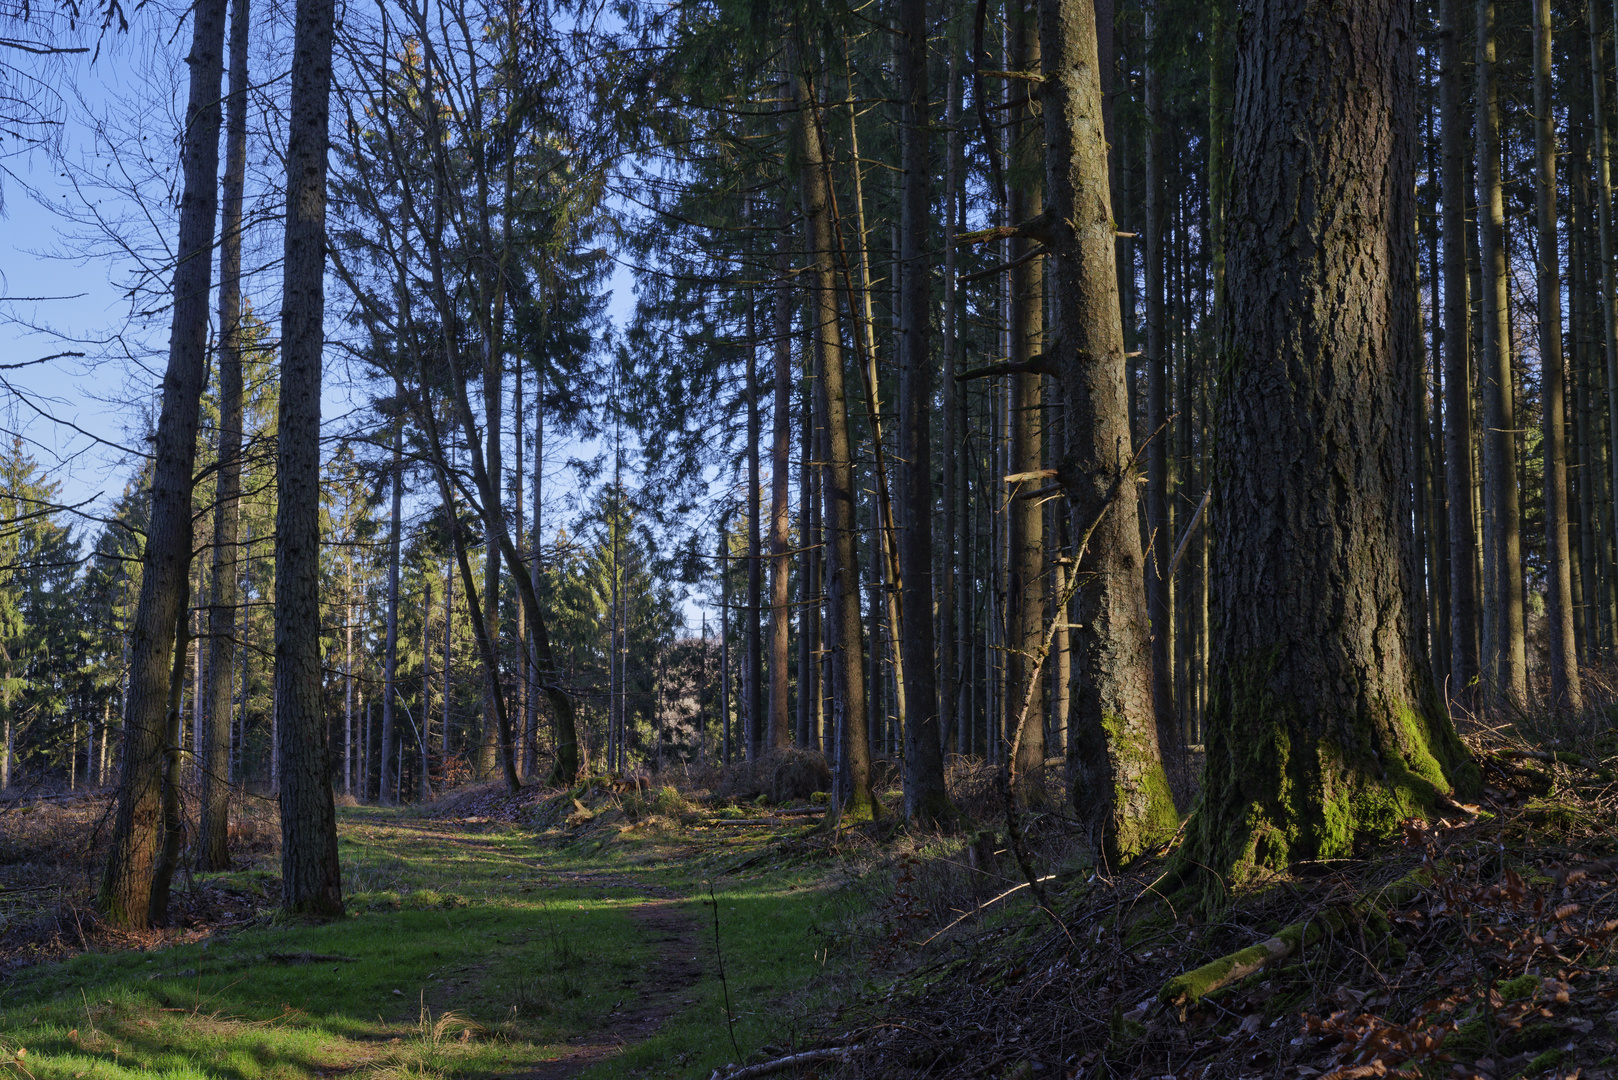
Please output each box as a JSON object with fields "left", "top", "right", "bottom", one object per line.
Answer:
{"left": 1592, "top": 0, "right": 1618, "bottom": 614}
{"left": 1178, "top": 0, "right": 1477, "bottom": 886}
{"left": 1004, "top": 3, "right": 1048, "bottom": 807}
{"left": 794, "top": 54, "right": 878, "bottom": 821}
{"left": 276, "top": 0, "right": 343, "bottom": 918}
{"left": 197, "top": 0, "right": 250, "bottom": 873}
{"left": 897, "top": 0, "right": 950, "bottom": 821}
{"left": 769, "top": 206, "right": 793, "bottom": 750}
{"left": 1438, "top": 0, "right": 1480, "bottom": 699}
{"left": 746, "top": 281, "right": 764, "bottom": 759}
{"left": 1142, "top": 7, "right": 1176, "bottom": 753}
{"left": 97, "top": 0, "right": 228, "bottom": 928}
{"left": 1040, "top": 0, "right": 1178, "bottom": 863}
{"left": 1532, "top": 0, "right": 1580, "bottom": 709}
{"left": 381, "top": 426, "right": 403, "bottom": 806}
{"left": 1475, "top": 0, "right": 1526, "bottom": 707}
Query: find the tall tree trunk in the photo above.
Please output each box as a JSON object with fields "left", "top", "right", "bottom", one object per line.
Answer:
{"left": 1476, "top": 0, "right": 1527, "bottom": 708}
{"left": 1592, "top": 0, "right": 1618, "bottom": 603}
{"left": 513, "top": 346, "right": 526, "bottom": 781}
{"left": 797, "top": 371, "right": 819, "bottom": 749}
{"left": 479, "top": 357, "right": 502, "bottom": 779}
{"left": 148, "top": 614, "right": 191, "bottom": 923}
{"left": 276, "top": 0, "right": 343, "bottom": 917}
{"left": 1439, "top": 0, "right": 1480, "bottom": 699}
{"left": 197, "top": 0, "right": 250, "bottom": 873}
{"left": 941, "top": 37, "right": 962, "bottom": 759}
{"left": 1142, "top": 7, "right": 1176, "bottom": 751}
{"left": 769, "top": 208, "right": 793, "bottom": 750}
{"left": 1532, "top": 0, "right": 1581, "bottom": 709}
{"left": 97, "top": 0, "right": 228, "bottom": 928}
{"left": 527, "top": 396, "right": 542, "bottom": 776}
{"left": 896, "top": 0, "right": 950, "bottom": 830}
{"left": 1040, "top": 0, "right": 1178, "bottom": 862}
{"left": 1178, "top": 0, "right": 1477, "bottom": 887}
{"left": 746, "top": 284, "right": 764, "bottom": 759}
{"left": 795, "top": 54, "right": 878, "bottom": 821}
{"left": 1005, "top": 4, "right": 1047, "bottom": 805}
{"left": 381, "top": 427, "right": 403, "bottom": 806}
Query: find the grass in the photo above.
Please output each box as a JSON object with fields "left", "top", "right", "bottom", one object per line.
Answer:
{"left": 0, "top": 800, "right": 867, "bottom": 1080}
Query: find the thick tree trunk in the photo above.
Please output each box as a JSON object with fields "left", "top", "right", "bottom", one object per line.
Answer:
{"left": 276, "top": 0, "right": 343, "bottom": 918}
{"left": 97, "top": 0, "right": 227, "bottom": 928}
{"left": 1475, "top": 0, "right": 1527, "bottom": 708}
{"left": 148, "top": 614, "right": 191, "bottom": 923}
{"left": 1178, "top": 0, "right": 1477, "bottom": 886}
{"left": 1532, "top": 0, "right": 1580, "bottom": 710}
{"left": 895, "top": 0, "right": 950, "bottom": 819}
{"left": 795, "top": 57, "right": 878, "bottom": 821}
{"left": 1040, "top": 0, "right": 1178, "bottom": 863}
{"left": 1438, "top": 0, "right": 1480, "bottom": 699}
{"left": 197, "top": 0, "right": 250, "bottom": 873}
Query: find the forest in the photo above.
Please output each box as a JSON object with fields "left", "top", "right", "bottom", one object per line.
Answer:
{"left": 0, "top": 0, "right": 1616, "bottom": 1074}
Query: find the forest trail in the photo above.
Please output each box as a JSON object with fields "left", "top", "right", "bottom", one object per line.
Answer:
{"left": 511, "top": 897, "right": 709, "bottom": 1079}
{"left": 382, "top": 814, "right": 716, "bottom": 1077}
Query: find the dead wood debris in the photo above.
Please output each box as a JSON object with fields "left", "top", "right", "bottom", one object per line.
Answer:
{"left": 746, "top": 733, "right": 1618, "bottom": 1080}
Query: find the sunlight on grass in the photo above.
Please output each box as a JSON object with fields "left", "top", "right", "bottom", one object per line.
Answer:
{"left": 0, "top": 803, "right": 868, "bottom": 1080}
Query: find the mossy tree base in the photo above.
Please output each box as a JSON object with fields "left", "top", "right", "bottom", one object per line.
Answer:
{"left": 1172, "top": 0, "right": 1479, "bottom": 900}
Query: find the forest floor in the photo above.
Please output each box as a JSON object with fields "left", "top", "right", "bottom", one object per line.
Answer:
{"left": 1, "top": 731, "right": 1616, "bottom": 1080}
{"left": 0, "top": 776, "right": 889, "bottom": 1080}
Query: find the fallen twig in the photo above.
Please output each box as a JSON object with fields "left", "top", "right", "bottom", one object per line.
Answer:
{"left": 709, "top": 1046, "right": 850, "bottom": 1080}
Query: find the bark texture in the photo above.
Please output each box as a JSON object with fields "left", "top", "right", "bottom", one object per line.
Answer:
{"left": 197, "top": 0, "right": 250, "bottom": 873}
{"left": 1475, "top": 0, "right": 1526, "bottom": 707}
{"left": 794, "top": 56, "right": 878, "bottom": 822}
{"left": 1179, "top": 0, "right": 1477, "bottom": 885}
{"left": 97, "top": 0, "right": 228, "bottom": 928}
{"left": 1437, "top": 0, "right": 1479, "bottom": 698}
{"left": 896, "top": 0, "right": 951, "bottom": 827}
{"left": 1006, "top": 3, "right": 1048, "bottom": 806}
{"left": 276, "top": 0, "right": 343, "bottom": 918}
{"left": 1531, "top": 0, "right": 1580, "bottom": 710}
{"left": 1040, "top": 0, "right": 1177, "bottom": 863}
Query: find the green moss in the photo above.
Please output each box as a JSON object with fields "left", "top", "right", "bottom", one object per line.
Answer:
{"left": 1528, "top": 1049, "right": 1566, "bottom": 1072}
{"left": 1173, "top": 650, "right": 1478, "bottom": 899}
{"left": 1098, "top": 713, "right": 1181, "bottom": 864}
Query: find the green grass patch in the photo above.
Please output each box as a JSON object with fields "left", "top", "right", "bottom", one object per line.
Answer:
{"left": 0, "top": 802, "right": 866, "bottom": 1080}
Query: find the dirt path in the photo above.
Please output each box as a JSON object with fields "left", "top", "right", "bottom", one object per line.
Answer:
{"left": 513, "top": 897, "right": 709, "bottom": 1079}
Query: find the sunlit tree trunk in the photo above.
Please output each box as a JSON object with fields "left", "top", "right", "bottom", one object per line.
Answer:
{"left": 98, "top": 0, "right": 228, "bottom": 928}
{"left": 1041, "top": 0, "right": 1177, "bottom": 862}
{"left": 1475, "top": 0, "right": 1526, "bottom": 708}
{"left": 1532, "top": 0, "right": 1580, "bottom": 709}
{"left": 795, "top": 54, "right": 878, "bottom": 821}
{"left": 276, "top": 0, "right": 343, "bottom": 917}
